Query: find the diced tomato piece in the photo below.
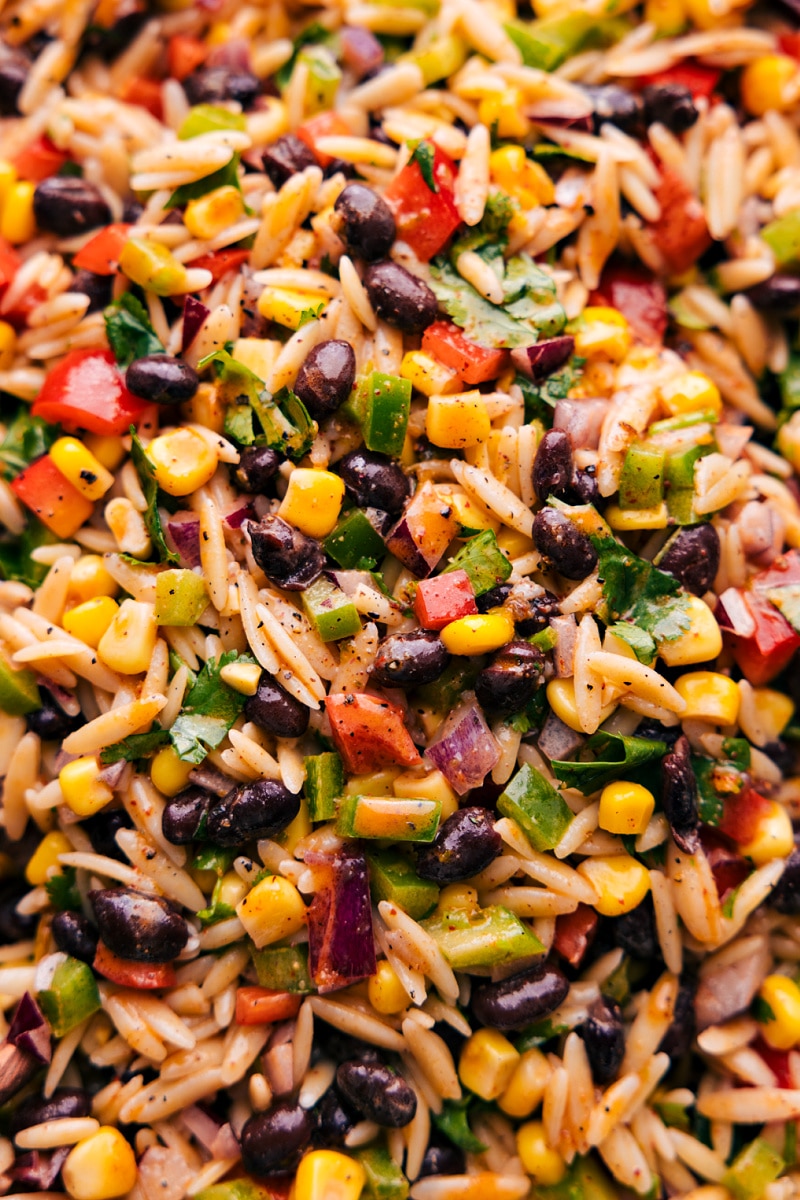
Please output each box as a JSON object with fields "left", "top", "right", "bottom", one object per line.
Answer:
{"left": 718, "top": 786, "right": 773, "bottom": 847}
{"left": 699, "top": 827, "right": 751, "bottom": 900}
{"left": 168, "top": 34, "right": 207, "bottom": 80}
{"left": 752, "top": 549, "right": 800, "bottom": 592}
{"left": 589, "top": 261, "right": 668, "bottom": 345}
{"left": 31, "top": 348, "right": 151, "bottom": 436}
{"left": 0, "top": 238, "right": 20, "bottom": 294}
{"left": 188, "top": 248, "right": 251, "bottom": 284}
{"left": 325, "top": 693, "right": 422, "bottom": 773}
{"left": 296, "top": 111, "right": 353, "bottom": 168}
{"left": 414, "top": 570, "right": 478, "bottom": 630}
{"left": 72, "top": 223, "right": 131, "bottom": 275}
{"left": 422, "top": 322, "right": 509, "bottom": 385}
{"left": 384, "top": 147, "right": 462, "bottom": 262}
{"left": 119, "top": 76, "right": 163, "bottom": 119}
{"left": 234, "top": 987, "right": 303, "bottom": 1025}
{"left": 649, "top": 168, "right": 712, "bottom": 275}
{"left": 553, "top": 904, "right": 599, "bottom": 968}
{"left": 11, "top": 455, "right": 95, "bottom": 539}
{"left": 93, "top": 941, "right": 177, "bottom": 989}
{"left": 717, "top": 590, "right": 800, "bottom": 687}
{"left": 640, "top": 62, "right": 721, "bottom": 100}
{"left": 755, "top": 1037, "right": 794, "bottom": 1087}
{"left": 11, "top": 135, "right": 68, "bottom": 183}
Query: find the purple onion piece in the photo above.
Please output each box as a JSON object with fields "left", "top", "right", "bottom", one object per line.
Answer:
{"left": 11, "top": 1147, "right": 69, "bottom": 1189}
{"left": 206, "top": 37, "right": 252, "bottom": 72}
{"left": 166, "top": 518, "right": 201, "bottom": 568}
{"left": 714, "top": 588, "right": 756, "bottom": 639}
{"left": 0, "top": 1044, "right": 38, "bottom": 1107}
{"left": 223, "top": 503, "right": 255, "bottom": 531}
{"left": 425, "top": 696, "right": 501, "bottom": 796}
{"left": 307, "top": 844, "right": 376, "bottom": 993}
{"left": 340, "top": 26, "right": 384, "bottom": 78}
{"left": 97, "top": 760, "right": 127, "bottom": 790}
{"left": 553, "top": 396, "right": 609, "bottom": 451}
{"left": 511, "top": 335, "right": 575, "bottom": 382}
{"left": 532, "top": 109, "right": 594, "bottom": 131}
{"left": 538, "top": 711, "right": 584, "bottom": 762}
{"left": 8, "top": 994, "right": 51, "bottom": 1064}
{"left": 182, "top": 297, "right": 210, "bottom": 353}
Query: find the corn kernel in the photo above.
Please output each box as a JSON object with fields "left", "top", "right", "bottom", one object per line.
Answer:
{"left": 674, "top": 670, "right": 739, "bottom": 724}
{"left": 219, "top": 661, "right": 262, "bottom": 695}
{"left": 778, "top": 412, "right": 800, "bottom": 474}
{"left": 441, "top": 612, "right": 514, "bottom": 656}
{"left": 479, "top": 89, "right": 531, "bottom": 139}
{"left": 295, "top": 1150, "right": 365, "bottom": 1200}
{"left": 277, "top": 797, "right": 312, "bottom": 855}
{"left": 606, "top": 502, "right": 669, "bottom": 531}
{"left": 146, "top": 428, "right": 218, "bottom": 497}
{"left": 181, "top": 381, "right": 226, "bottom": 434}
{"left": 753, "top": 688, "right": 795, "bottom": 741}
{"left": 657, "top": 595, "right": 722, "bottom": 667}
{"left": 257, "top": 286, "right": 325, "bottom": 330}
{"left": 758, "top": 974, "right": 800, "bottom": 1050}
{"left": 68, "top": 555, "right": 119, "bottom": 603}
{"left": 62, "top": 1127, "right": 137, "bottom": 1200}
{"left": 570, "top": 307, "right": 631, "bottom": 363}
{"left": 63, "top": 596, "right": 119, "bottom": 649}
{"left": 741, "top": 55, "right": 799, "bottom": 117}
{"left": 236, "top": 874, "right": 307, "bottom": 948}
{"left": 206, "top": 20, "right": 231, "bottom": 44}
{"left": 184, "top": 185, "right": 245, "bottom": 241}
{"left": 739, "top": 800, "right": 795, "bottom": 866}
{"left": 97, "top": 598, "right": 158, "bottom": 675}
{"left": 1, "top": 181, "right": 36, "bottom": 245}
{"left": 59, "top": 756, "right": 114, "bottom": 818}
{"left": 279, "top": 468, "right": 345, "bottom": 538}
{"left": 499, "top": 1048, "right": 551, "bottom": 1118}
{"left": 394, "top": 769, "right": 459, "bottom": 820}
{"left": 438, "top": 485, "right": 498, "bottom": 534}
{"left": 119, "top": 238, "right": 192, "bottom": 296}
{"left": 459, "top": 1028, "right": 521, "bottom": 1100}
{"left": 25, "top": 831, "right": 72, "bottom": 886}
{"left": 660, "top": 371, "right": 722, "bottom": 418}
{"left": 496, "top": 527, "right": 535, "bottom": 559}
{"left": 427, "top": 391, "right": 491, "bottom": 449}
{"left": 217, "top": 869, "right": 249, "bottom": 910}
{"left": 599, "top": 781, "right": 656, "bottom": 836}
{"left": 489, "top": 145, "right": 554, "bottom": 208}
{"left": 344, "top": 768, "right": 399, "bottom": 797}
{"left": 401, "top": 350, "right": 461, "bottom": 397}
{"left": 0, "top": 320, "right": 16, "bottom": 370}
{"left": 576, "top": 854, "right": 651, "bottom": 917}
{"left": 644, "top": 0, "right": 686, "bottom": 34}
{"left": 0, "top": 161, "right": 17, "bottom": 208}
{"left": 50, "top": 437, "right": 115, "bottom": 502}
{"left": 150, "top": 745, "right": 194, "bottom": 797}
{"left": 368, "top": 959, "right": 408, "bottom": 1014}
{"left": 546, "top": 677, "right": 616, "bottom": 734}
{"left": 83, "top": 434, "right": 127, "bottom": 472}
{"left": 232, "top": 338, "right": 280, "bottom": 382}
{"left": 517, "top": 1121, "right": 566, "bottom": 1186}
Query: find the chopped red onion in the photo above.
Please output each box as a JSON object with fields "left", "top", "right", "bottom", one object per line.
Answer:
{"left": 715, "top": 588, "right": 756, "bottom": 639}
{"left": 97, "top": 760, "right": 128, "bottom": 790}
{"left": 550, "top": 614, "right": 577, "bottom": 678}
{"left": 166, "top": 517, "right": 201, "bottom": 568}
{"left": 10, "top": 1147, "right": 68, "bottom": 1189}
{"left": 425, "top": 695, "right": 501, "bottom": 796}
{"left": 182, "top": 297, "right": 210, "bottom": 354}
{"left": 8, "top": 993, "right": 51, "bottom": 1064}
{"left": 307, "top": 844, "right": 376, "bottom": 993}
{"left": 538, "top": 711, "right": 584, "bottom": 762}
{"left": 206, "top": 37, "right": 252, "bottom": 72}
{"left": 553, "top": 397, "right": 609, "bottom": 451}
{"left": 340, "top": 26, "right": 384, "bottom": 78}
{"left": 511, "top": 336, "right": 574, "bottom": 382}
{"left": 714, "top": 422, "right": 752, "bottom": 461}
{"left": 210, "top": 1122, "right": 240, "bottom": 1162}
{"left": 188, "top": 765, "right": 235, "bottom": 797}
{"left": 532, "top": 105, "right": 593, "bottom": 131}
{"left": 179, "top": 1104, "right": 221, "bottom": 1148}
{"left": 224, "top": 503, "right": 255, "bottom": 531}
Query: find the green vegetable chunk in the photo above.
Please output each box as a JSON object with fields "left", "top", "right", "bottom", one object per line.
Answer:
{"left": 618, "top": 443, "right": 665, "bottom": 510}
{"left": 154, "top": 569, "right": 208, "bottom": 627}
{"left": 535, "top": 1154, "right": 618, "bottom": 1200}
{"left": 195, "top": 1182, "right": 279, "bottom": 1200}
{"left": 504, "top": 12, "right": 597, "bottom": 69}
{"left": 251, "top": 945, "right": 314, "bottom": 993}
{"left": 762, "top": 210, "right": 800, "bottom": 267}
{"left": 422, "top": 897, "right": 544, "bottom": 969}
{"left": 356, "top": 1144, "right": 410, "bottom": 1200}
{"left": 336, "top": 795, "right": 441, "bottom": 842}
{"left": 0, "top": 648, "right": 40, "bottom": 715}
{"left": 722, "top": 1138, "right": 785, "bottom": 1200}
{"left": 497, "top": 763, "right": 573, "bottom": 850}
{"left": 38, "top": 956, "right": 101, "bottom": 1037}
{"left": 298, "top": 45, "right": 341, "bottom": 112}
{"left": 169, "top": 650, "right": 255, "bottom": 764}
{"left": 403, "top": 35, "right": 468, "bottom": 84}
{"left": 432, "top": 1097, "right": 487, "bottom": 1153}
{"left": 129, "top": 430, "right": 180, "bottom": 565}
{"left": 442, "top": 529, "right": 512, "bottom": 595}
{"left": 359, "top": 372, "right": 413, "bottom": 457}
{"left": 324, "top": 509, "right": 386, "bottom": 569}
{"left": 550, "top": 731, "right": 668, "bottom": 795}
{"left": 301, "top": 578, "right": 362, "bottom": 642}
{"left": 367, "top": 849, "right": 440, "bottom": 919}
{"left": 305, "top": 752, "right": 345, "bottom": 821}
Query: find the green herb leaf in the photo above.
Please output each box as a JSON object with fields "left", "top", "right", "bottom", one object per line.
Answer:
{"left": 431, "top": 1097, "right": 487, "bottom": 1153}
{"left": 46, "top": 867, "right": 81, "bottom": 912}
{"left": 192, "top": 845, "right": 236, "bottom": 875}
{"left": 692, "top": 755, "right": 745, "bottom": 827}
{"left": 197, "top": 875, "right": 237, "bottom": 926}
{"left": 551, "top": 730, "right": 668, "bottom": 795}
{"left": 100, "top": 729, "right": 170, "bottom": 765}
{"left": 104, "top": 294, "right": 164, "bottom": 368}
{"left": 722, "top": 737, "right": 751, "bottom": 770}
{"left": 129, "top": 430, "right": 180, "bottom": 564}
{"left": 298, "top": 303, "right": 325, "bottom": 327}
{"left": 722, "top": 884, "right": 741, "bottom": 919}
{"left": 752, "top": 995, "right": 775, "bottom": 1023}
{"left": 767, "top": 584, "right": 800, "bottom": 634}
{"left": 515, "top": 362, "right": 583, "bottom": 425}
{"left": 607, "top": 621, "right": 656, "bottom": 664}
{"left": 167, "top": 156, "right": 242, "bottom": 209}
{"left": 429, "top": 257, "right": 555, "bottom": 350}
{"left": 409, "top": 140, "right": 438, "bottom": 192}
{"left": 202, "top": 350, "right": 317, "bottom": 460}
{"left": 515, "top": 1017, "right": 569, "bottom": 1052}
{"left": 0, "top": 517, "right": 58, "bottom": 590}
{"left": 0, "top": 405, "right": 58, "bottom": 481}
{"left": 590, "top": 533, "right": 692, "bottom": 645}
{"left": 170, "top": 650, "right": 256, "bottom": 764}
{"left": 275, "top": 20, "right": 336, "bottom": 91}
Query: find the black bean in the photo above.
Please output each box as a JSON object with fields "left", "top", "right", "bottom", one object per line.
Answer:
{"left": 371, "top": 630, "right": 450, "bottom": 688}
{"left": 532, "top": 430, "right": 574, "bottom": 503}
{"left": 246, "top": 514, "right": 325, "bottom": 590}
{"left": 532, "top": 509, "right": 598, "bottom": 580}
{"left": 745, "top": 274, "right": 800, "bottom": 310}
{"left": 659, "top": 976, "right": 696, "bottom": 1059}
{"left": 514, "top": 590, "right": 561, "bottom": 637}
{"left": 122, "top": 199, "right": 144, "bottom": 224}
{"left": 234, "top": 446, "right": 280, "bottom": 493}
{"left": 336, "top": 1061, "right": 417, "bottom": 1128}
{"left": 90, "top": 888, "right": 188, "bottom": 963}
{"left": 33, "top": 178, "right": 112, "bottom": 238}
{"left": 310, "top": 1088, "right": 355, "bottom": 1148}
{"left": 338, "top": 449, "right": 411, "bottom": 515}
{"left": 658, "top": 524, "right": 720, "bottom": 597}
{"left": 183, "top": 66, "right": 260, "bottom": 109}
{"left": 82, "top": 808, "right": 133, "bottom": 863}
{"left": 416, "top": 807, "right": 502, "bottom": 885}
{"left": 205, "top": 779, "right": 301, "bottom": 847}
{"left": 472, "top": 962, "right": 569, "bottom": 1031}
{"left": 614, "top": 892, "right": 658, "bottom": 960}
{"left": 26, "top": 690, "right": 81, "bottom": 739}
{"left": 475, "top": 641, "right": 546, "bottom": 714}
{"left": 10, "top": 1089, "right": 91, "bottom": 1137}
{"left": 262, "top": 134, "right": 317, "bottom": 189}
{"left": 0, "top": 885, "right": 38, "bottom": 945}
{"left": 363, "top": 261, "right": 438, "bottom": 333}
{"left": 571, "top": 467, "right": 598, "bottom": 505}
{"left": 642, "top": 84, "right": 698, "bottom": 134}
{"left": 635, "top": 717, "right": 682, "bottom": 747}
{"left": 161, "top": 787, "right": 213, "bottom": 845}
{"left": 125, "top": 355, "right": 199, "bottom": 405}
{"left": 773, "top": 843, "right": 800, "bottom": 913}
{"left": 0, "top": 56, "right": 28, "bottom": 116}
{"left": 245, "top": 673, "right": 310, "bottom": 738}
{"left": 763, "top": 738, "right": 795, "bottom": 777}
{"left": 51, "top": 911, "right": 98, "bottom": 965}
{"left": 581, "top": 996, "right": 624, "bottom": 1085}
{"left": 294, "top": 340, "right": 356, "bottom": 422}
{"left": 71, "top": 269, "right": 113, "bottom": 314}
{"left": 333, "top": 183, "right": 396, "bottom": 261}
{"left": 661, "top": 735, "right": 699, "bottom": 853}
{"left": 240, "top": 1103, "right": 312, "bottom": 1176}
{"left": 419, "top": 1141, "right": 466, "bottom": 1178}
{"left": 581, "top": 84, "right": 643, "bottom": 135}
{"left": 476, "top": 584, "right": 513, "bottom": 613}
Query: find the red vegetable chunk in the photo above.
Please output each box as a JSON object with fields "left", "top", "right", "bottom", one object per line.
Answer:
{"left": 307, "top": 845, "right": 376, "bottom": 992}
{"left": 414, "top": 570, "right": 478, "bottom": 630}
{"left": 384, "top": 146, "right": 461, "bottom": 262}
{"left": 11, "top": 455, "right": 94, "bottom": 539}
{"left": 93, "top": 942, "right": 177, "bottom": 990}
{"left": 31, "top": 348, "right": 151, "bottom": 436}
{"left": 235, "top": 987, "right": 302, "bottom": 1025}
{"left": 650, "top": 168, "right": 712, "bottom": 275}
{"left": 641, "top": 62, "right": 721, "bottom": 100}
{"left": 718, "top": 786, "right": 773, "bottom": 847}
{"left": 716, "top": 589, "right": 800, "bottom": 686}
{"left": 72, "top": 224, "right": 131, "bottom": 275}
{"left": 553, "top": 904, "right": 599, "bottom": 967}
{"left": 590, "top": 261, "right": 667, "bottom": 344}
{"left": 12, "top": 135, "right": 68, "bottom": 183}
{"left": 422, "top": 322, "right": 509, "bottom": 385}
{"left": 325, "top": 693, "right": 422, "bottom": 773}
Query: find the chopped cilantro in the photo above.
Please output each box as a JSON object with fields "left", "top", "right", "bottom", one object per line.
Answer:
{"left": 550, "top": 730, "right": 667, "bottom": 795}
{"left": 515, "top": 1017, "right": 569, "bottom": 1051}
{"left": 429, "top": 254, "right": 565, "bottom": 350}
{"left": 608, "top": 621, "right": 657, "bottom": 664}
{"left": 590, "top": 533, "right": 692, "bottom": 646}
{"left": 515, "top": 361, "right": 583, "bottom": 425}
{"left": 192, "top": 846, "right": 236, "bottom": 875}
{"left": 409, "top": 140, "right": 438, "bottom": 192}
{"left": 0, "top": 517, "right": 57, "bottom": 590}
{"left": 431, "top": 1097, "right": 487, "bottom": 1153}
{"left": 100, "top": 729, "right": 170, "bottom": 765}
{"left": 692, "top": 754, "right": 745, "bottom": 826}
{"left": 46, "top": 867, "right": 82, "bottom": 912}
{"left": 129, "top": 430, "right": 180, "bottom": 565}
{"left": 0, "top": 405, "right": 57, "bottom": 481}
{"left": 170, "top": 650, "right": 256, "bottom": 764}
{"left": 202, "top": 350, "right": 316, "bottom": 460}
{"left": 168, "top": 157, "right": 242, "bottom": 209}
{"left": 752, "top": 995, "right": 775, "bottom": 1023}
{"left": 197, "top": 874, "right": 237, "bottom": 926}
{"left": 298, "top": 303, "right": 325, "bottom": 327}
{"left": 104, "top": 294, "right": 164, "bottom": 368}
{"left": 275, "top": 21, "right": 336, "bottom": 91}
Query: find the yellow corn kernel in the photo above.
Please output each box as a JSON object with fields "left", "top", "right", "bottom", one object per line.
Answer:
{"left": 479, "top": 89, "right": 531, "bottom": 139}
{"left": 0, "top": 320, "right": 16, "bottom": 370}
{"left": 517, "top": 1121, "right": 566, "bottom": 1186}
{"left": 219, "top": 660, "right": 262, "bottom": 695}
{"left": 644, "top": 0, "right": 686, "bottom": 34}
{"left": 496, "top": 527, "right": 535, "bottom": 559}
{"left": 97, "top": 598, "right": 158, "bottom": 675}
{"left": 184, "top": 185, "right": 245, "bottom": 241}
{"left": 394, "top": 769, "right": 459, "bottom": 820}
{"left": 59, "top": 756, "right": 114, "bottom": 818}
{"left": 25, "top": 830, "right": 72, "bottom": 886}
{"left": 119, "top": 238, "right": 192, "bottom": 296}
{"left": 441, "top": 612, "right": 514, "bottom": 656}
{"left": 150, "top": 745, "right": 194, "bottom": 797}
{"left": 660, "top": 371, "right": 722, "bottom": 418}
{"left": 758, "top": 974, "right": 800, "bottom": 1051}
{"left": 499, "top": 1047, "right": 551, "bottom": 1118}
{"left": 489, "top": 146, "right": 554, "bottom": 209}
{"left": 401, "top": 350, "right": 461, "bottom": 397}
{"left": 83, "top": 434, "right": 127, "bottom": 472}
{"left": 49, "top": 437, "right": 115, "bottom": 501}
{"left": 599, "top": 781, "right": 656, "bottom": 836}
{"left": 459, "top": 1028, "right": 521, "bottom": 1101}
{"left": 257, "top": 286, "right": 324, "bottom": 330}
{"left": 0, "top": 161, "right": 17, "bottom": 208}
{"left": 236, "top": 874, "right": 307, "bottom": 948}
{"left": 739, "top": 800, "right": 795, "bottom": 866}
{"left": 63, "top": 596, "right": 119, "bottom": 649}
{"left": 674, "top": 670, "right": 739, "bottom": 724}
{"left": 145, "top": 428, "right": 218, "bottom": 497}
{"left": 62, "top": 1126, "right": 137, "bottom": 1200}
{"left": 1, "top": 182, "right": 36, "bottom": 245}
{"left": 438, "top": 485, "right": 499, "bottom": 535}
{"left": 217, "top": 869, "right": 249, "bottom": 911}
{"left": 741, "top": 54, "right": 799, "bottom": 116}
{"left": 181, "top": 381, "right": 226, "bottom": 434}
{"left": 546, "top": 677, "right": 616, "bottom": 734}
{"left": 570, "top": 307, "right": 631, "bottom": 363}
{"left": 68, "top": 555, "right": 119, "bottom": 603}
{"left": 232, "top": 338, "right": 280, "bottom": 382}
{"left": 277, "top": 797, "right": 312, "bottom": 855}
{"left": 753, "top": 688, "right": 795, "bottom": 742}
{"left": 657, "top": 595, "right": 722, "bottom": 667}
{"left": 427, "top": 391, "right": 491, "bottom": 449}
{"left": 605, "top": 502, "right": 669, "bottom": 531}
{"left": 344, "top": 768, "right": 400, "bottom": 797}
{"left": 279, "top": 468, "right": 345, "bottom": 538}
{"left": 295, "top": 1150, "right": 365, "bottom": 1200}
{"left": 206, "top": 20, "right": 231, "bottom": 44}
{"left": 368, "top": 959, "right": 408, "bottom": 1015}
{"left": 105, "top": 497, "right": 152, "bottom": 559}
{"left": 576, "top": 854, "right": 651, "bottom": 917}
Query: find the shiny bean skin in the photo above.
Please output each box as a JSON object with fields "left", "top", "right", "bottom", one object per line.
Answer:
{"left": 476, "top": 584, "right": 513, "bottom": 614}
{"left": 240, "top": 1104, "right": 312, "bottom": 1175}
{"left": 26, "top": 690, "right": 82, "bottom": 739}
{"left": 32, "top": 178, "right": 112, "bottom": 237}
{"left": 334, "top": 183, "right": 396, "bottom": 261}
{"left": 245, "top": 673, "right": 309, "bottom": 737}
{"left": 773, "top": 843, "right": 800, "bottom": 913}
{"left": 642, "top": 84, "right": 698, "bottom": 133}
{"left": 658, "top": 525, "right": 720, "bottom": 596}
{"left": 183, "top": 66, "right": 260, "bottom": 109}
{"left": 416, "top": 807, "right": 502, "bottom": 885}
{"left": 338, "top": 449, "right": 411, "bottom": 515}
{"left": 335, "top": 1060, "right": 417, "bottom": 1127}
{"left": 0, "top": 884, "right": 38, "bottom": 945}
{"left": 0, "top": 57, "right": 27, "bottom": 116}
{"left": 581, "top": 84, "right": 643, "bottom": 135}
{"left": 371, "top": 630, "right": 450, "bottom": 688}
{"left": 233, "top": 446, "right": 280, "bottom": 493}
{"left": 475, "top": 641, "right": 546, "bottom": 714}
{"left": 51, "top": 911, "right": 99, "bottom": 965}
{"left": 746, "top": 274, "right": 800, "bottom": 310}
{"left": 614, "top": 893, "right": 658, "bottom": 961}
{"left": 661, "top": 735, "right": 699, "bottom": 853}
{"left": 532, "top": 509, "right": 598, "bottom": 579}
{"left": 532, "top": 430, "right": 573, "bottom": 503}
{"left": 246, "top": 515, "right": 325, "bottom": 590}
{"left": 161, "top": 787, "right": 213, "bottom": 845}
{"left": 125, "top": 355, "right": 199, "bottom": 405}
{"left": 363, "top": 261, "right": 439, "bottom": 333}
{"left": 90, "top": 888, "right": 188, "bottom": 963}
{"left": 310, "top": 1088, "right": 354, "bottom": 1148}
{"left": 82, "top": 808, "right": 134, "bottom": 863}
{"left": 513, "top": 590, "right": 561, "bottom": 637}
{"left": 419, "top": 1141, "right": 466, "bottom": 1178}
{"left": 581, "top": 996, "right": 624, "bottom": 1085}
{"left": 10, "top": 1089, "right": 91, "bottom": 1137}
{"left": 71, "top": 269, "right": 113, "bottom": 314}
{"left": 659, "top": 976, "right": 696, "bottom": 1059}
{"left": 294, "top": 340, "right": 357, "bottom": 422}
{"left": 262, "top": 134, "right": 317, "bottom": 189}
{"left": 471, "top": 962, "right": 569, "bottom": 1031}
{"left": 204, "top": 779, "right": 300, "bottom": 847}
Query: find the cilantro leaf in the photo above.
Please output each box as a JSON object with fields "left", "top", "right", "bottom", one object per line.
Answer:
{"left": 515, "top": 1017, "right": 569, "bottom": 1051}
{"left": 168, "top": 156, "right": 242, "bottom": 209}
{"left": 590, "top": 533, "right": 692, "bottom": 645}
{"left": 429, "top": 254, "right": 565, "bottom": 350}
{"left": 299, "top": 303, "right": 324, "bottom": 327}
{"left": 722, "top": 737, "right": 751, "bottom": 769}
{"left": 0, "top": 406, "right": 57, "bottom": 481}
{"left": 104, "top": 294, "right": 164, "bottom": 368}
{"left": 192, "top": 846, "right": 236, "bottom": 875}
{"left": 409, "top": 140, "right": 438, "bottom": 192}
{"left": 753, "top": 995, "right": 775, "bottom": 1023}
{"left": 100, "top": 729, "right": 170, "bottom": 765}
{"left": 481, "top": 190, "right": 515, "bottom": 233}
{"left": 608, "top": 621, "right": 656, "bottom": 664}
{"left": 431, "top": 1097, "right": 487, "bottom": 1153}
{"left": 692, "top": 755, "right": 745, "bottom": 826}
{"left": 202, "top": 350, "right": 317, "bottom": 460}
{"left": 429, "top": 258, "right": 539, "bottom": 349}
{"left": 501, "top": 254, "right": 564, "bottom": 335}
{"left": 551, "top": 730, "right": 667, "bottom": 795}
{"left": 275, "top": 21, "right": 336, "bottom": 91}
{"left": 0, "top": 518, "right": 58, "bottom": 590}
{"left": 197, "top": 874, "right": 237, "bottom": 926}
{"left": 129, "top": 430, "right": 180, "bottom": 565}
{"left": 46, "top": 867, "right": 82, "bottom": 912}
{"left": 170, "top": 650, "right": 256, "bottom": 764}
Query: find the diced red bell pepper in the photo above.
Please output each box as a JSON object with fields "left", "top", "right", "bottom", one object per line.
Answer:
{"left": 168, "top": 34, "right": 207, "bottom": 80}
{"left": 649, "top": 168, "right": 712, "bottom": 275}
{"left": 383, "top": 146, "right": 461, "bottom": 262}
{"left": 752, "top": 549, "right": 800, "bottom": 592}
{"left": 553, "top": 904, "right": 599, "bottom": 968}
{"left": 296, "top": 111, "right": 353, "bottom": 168}
{"left": 589, "top": 261, "right": 668, "bottom": 345}
{"left": 422, "top": 322, "right": 509, "bottom": 385}
{"left": 0, "top": 238, "right": 20, "bottom": 293}
{"left": 325, "top": 693, "right": 422, "bottom": 773}
{"left": 119, "top": 76, "right": 163, "bottom": 120}
{"left": 414, "top": 570, "right": 478, "bottom": 630}
{"left": 755, "top": 1037, "right": 794, "bottom": 1087}
{"left": 72, "top": 223, "right": 131, "bottom": 275}
{"left": 11, "top": 455, "right": 95, "bottom": 539}
{"left": 640, "top": 62, "right": 721, "bottom": 100}
{"left": 717, "top": 590, "right": 800, "bottom": 687}
{"left": 699, "top": 827, "right": 751, "bottom": 900}
{"left": 187, "top": 248, "right": 251, "bottom": 284}
{"left": 11, "top": 135, "right": 68, "bottom": 183}
{"left": 718, "top": 785, "right": 773, "bottom": 847}
{"left": 31, "top": 348, "right": 151, "bottom": 436}
{"left": 234, "top": 987, "right": 302, "bottom": 1025}
{"left": 93, "top": 941, "right": 177, "bottom": 989}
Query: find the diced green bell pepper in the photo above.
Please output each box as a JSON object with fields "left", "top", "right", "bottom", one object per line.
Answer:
{"left": 154, "top": 569, "right": 208, "bottom": 626}
{"left": 305, "top": 751, "right": 344, "bottom": 822}
{"left": 497, "top": 763, "right": 573, "bottom": 852}
{"left": 536, "top": 1155, "right": 618, "bottom": 1200}
{"left": 301, "top": 578, "right": 362, "bottom": 642}
{"left": 422, "top": 897, "right": 544, "bottom": 969}
{"left": 37, "top": 956, "right": 101, "bottom": 1037}
{"left": 356, "top": 1144, "right": 410, "bottom": 1200}
{"left": 324, "top": 509, "right": 386, "bottom": 569}
{"left": 441, "top": 529, "right": 512, "bottom": 595}
{"left": 618, "top": 443, "right": 664, "bottom": 510}
{"left": 178, "top": 105, "right": 247, "bottom": 140}
{"left": 298, "top": 46, "right": 341, "bottom": 114}
{"left": 504, "top": 13, "right": 596, "bottom": 69}
{"left": 780, "top": 355, "right": 800, "bottom": 413}
{"left": 722, "top": 1138, "right": 785, "bottom": 1200}
{"left": 403, "top": 35, "right": 468, "bottom": 84}
{"left": 762, "top": 210, "right": 800, "bottom": 267}
{"left": 414, "top": 659, "right": 480, "bottom": 714}
{"left": 347, "top": 372, "right": 412, "bottom": 457}
{"left": 0, "top": 648, "right": 40, "bottom": 716}
{"left": 251, "top": 945, "right": 314, "bottom": 992}
{"left": 195, "top": 1181, "right": 281, "bottom": 1200}
{"left": 367, "top": 849, "right": 439, "bottom": 919}
{"left": 336, "top": 795, "right": 441, "bottom": 842}
{"left": 649, "top": 410, "right": 717, "bottom": 437}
